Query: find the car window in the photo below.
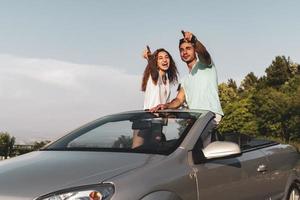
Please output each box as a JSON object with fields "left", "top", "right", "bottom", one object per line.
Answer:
{"left": 67, "top": 120, "right": 133, "bottom": 148}
{"left": 45, "top": 112, "right": 201, "bottom": 155}
{"left": 67, "top": 118, "right": 188, "bottom": 149}
{"left": 221, "top": 132, "right": 276, "bottom": 151}
{"left": 192, "top": 118, "right": 216, "bottom": 163}
{"left": 192, "top": 123, "right": 276, "bottom": 164}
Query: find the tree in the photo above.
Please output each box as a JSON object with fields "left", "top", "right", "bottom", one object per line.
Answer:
{"left": 251, "top": 88, "right": 292, "bottom": 141}
{"left": 265, "top": 56, "right": 291, "bottom": 86}
{"left": 290, "top": 62, "right": 299, "bottom": 75}
{"left": 0, "top": 132, "right": 16, "bottom": 159}
{"left": 287, "top": 86, "right": 300, "bottom": 141}
{"left": 218, "top": 98, "right": 258, "bottom": 135}
{"left": 218, "top": 55, "right": 299, "bottom": 144}
{"left": 239, "top": 72, "right": 258, "bottom": 92}
{"left": 227, "top": 78, "right": 238, "bottom": 92}
{"left": 280, "top": 73, "right": 300, "bottom": 94}
{"left": 218, "top": 82, "right": 237, "bottom": 108}
{"left": 32, "top": 140, "right": 51, "bottom": 151}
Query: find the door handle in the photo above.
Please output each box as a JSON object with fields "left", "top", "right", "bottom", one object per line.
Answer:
{"left": 257, "top": 164, "right": 267, "bottom": 172}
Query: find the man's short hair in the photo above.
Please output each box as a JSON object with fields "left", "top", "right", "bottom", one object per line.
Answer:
{"left": 179, "top": 38, "right": 195, "bottom": 48}
{"left": 179, "top": 35, "right": 197, "bottom": 47}
{"left": 179, "top": 38, "right": 188, "bottom": 47}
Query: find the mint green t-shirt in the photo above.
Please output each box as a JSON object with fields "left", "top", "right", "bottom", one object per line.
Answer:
{"left": 181, "top": 61, "right": 224, "bottom": 116}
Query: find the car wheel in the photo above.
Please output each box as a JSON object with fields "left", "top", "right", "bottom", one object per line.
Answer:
{"left": 288, "top": 184, "right": 300, "bottom": 200}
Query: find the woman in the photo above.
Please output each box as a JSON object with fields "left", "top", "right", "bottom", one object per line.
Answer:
{"left": 141, "top": 47, "right": 179, "bottom": 110}
{"left": 132, "top": 47, "right": 178, "bottom": 148}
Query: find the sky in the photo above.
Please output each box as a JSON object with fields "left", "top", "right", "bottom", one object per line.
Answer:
{"left": 0, "top": 0, "right": 299, "bottom": 143}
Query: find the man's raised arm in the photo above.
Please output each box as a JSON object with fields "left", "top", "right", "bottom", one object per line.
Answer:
{"left": 194, "top": 37, "right": 211, "bottom": 66}
{"left": 182, "top": 31, "right": 212, "bottom": 66}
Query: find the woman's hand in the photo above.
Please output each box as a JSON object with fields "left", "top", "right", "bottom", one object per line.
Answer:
{"left": 142, "top": 46, "right": 152, "bottom": 60}
{"left": 149, "top": 104, "right": 168, "bottom": 112}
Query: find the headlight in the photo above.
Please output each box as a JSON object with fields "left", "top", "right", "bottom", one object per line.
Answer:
{"left": 35, "top": 183, "right": 114, "bottom": 200}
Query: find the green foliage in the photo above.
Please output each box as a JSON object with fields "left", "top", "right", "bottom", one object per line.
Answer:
{"left": 0, "top": 132, "right": 16, "bottom": 159}
{"left": 32, "top": 140, "right": 51, "bottom": 151}
{"left": 288, "top": 86, "right": 300, "bottom": 141}
{"left": 227, "top": 78, "right": 238, "bottom": 92}
{"left": 280, "top": 74, "right": 300, "bottom": 94}
{"left": 239, "top": 72, "right": 258, "bottom": 92}
{"left": 0, "top": 132, "right": 51, "bottom": 158}
{"left": 219, "top": 56, "right": 300, "bottom": 143}
{"left": 218, "top": 83, "right": 237, "bottom": 108}
{"left": 218, "top": 98, "right": 258, "bottom": 135}
{"left": 252, "top": 87, "right": 291, "bottom": 140}
{"left": 265, "top": 56, "right": 293, "bottom": 86}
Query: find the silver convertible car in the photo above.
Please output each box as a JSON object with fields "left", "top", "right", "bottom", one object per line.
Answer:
{"left": 0, "top": 110, "right": 299, "bottom": 200}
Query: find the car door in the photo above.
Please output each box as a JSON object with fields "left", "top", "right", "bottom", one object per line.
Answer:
{"left": 260, "top": 144, "right": 299, "bottom": 199}
{"left": 190, "top": 122, "right": 270, "bottom": 200}
{"left": 193, "top": 153, "right": 269, "bottom": 200}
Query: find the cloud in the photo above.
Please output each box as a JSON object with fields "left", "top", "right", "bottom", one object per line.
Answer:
{"left": 0, "top": 54, "right": 143, "bottom": 143}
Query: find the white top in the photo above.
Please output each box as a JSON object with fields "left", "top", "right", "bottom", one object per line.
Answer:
{"left": 143, "top": 74, "right": 170, "bottom": 110}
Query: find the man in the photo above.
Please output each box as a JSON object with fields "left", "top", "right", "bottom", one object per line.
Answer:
{"left": 151, "top": 31, "right": 223, "bottom": 124}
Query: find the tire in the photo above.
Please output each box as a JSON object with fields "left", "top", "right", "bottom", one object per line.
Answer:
{"left": 288, "top": 184, "right": 300, "bottom": 200}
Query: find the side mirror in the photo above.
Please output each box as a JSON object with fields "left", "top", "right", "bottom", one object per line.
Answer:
{"left": 202, "top": 141, "right": 241, "bottom": 160}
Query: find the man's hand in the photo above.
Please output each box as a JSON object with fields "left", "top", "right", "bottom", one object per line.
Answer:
{"left": 182, "top": 30, "right": 210, "bottom": 65}
{"left": 149, "top": 104, "right": 168, "bottom": 112}
{"left": 181, "top": 30, "right": 195, "bottom": 43}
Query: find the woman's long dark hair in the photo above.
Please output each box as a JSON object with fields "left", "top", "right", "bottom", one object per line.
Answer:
{"left": 141, "top": 48, "right": 178, "bottom": 91}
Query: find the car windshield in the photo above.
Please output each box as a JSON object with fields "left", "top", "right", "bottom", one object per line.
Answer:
{"left": 44, "top": 111, "right": 201, "bottom": 155}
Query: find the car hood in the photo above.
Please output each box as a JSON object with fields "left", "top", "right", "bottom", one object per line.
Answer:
{"left": 0, "top": 150, "right": 156, "bottom": 199}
